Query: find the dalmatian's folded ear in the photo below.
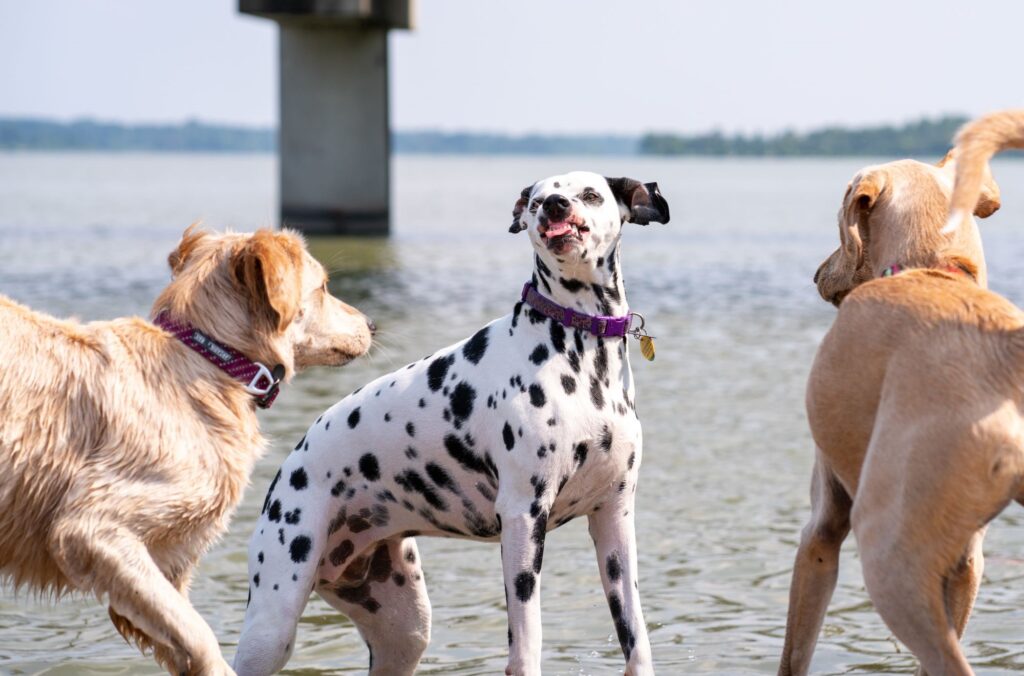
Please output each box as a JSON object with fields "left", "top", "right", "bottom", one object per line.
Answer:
{"left": 509, "top": 184, "right": 533, "bottom": 233}
{"left": 606, "top": 177, "right": 670, "bottom": 225}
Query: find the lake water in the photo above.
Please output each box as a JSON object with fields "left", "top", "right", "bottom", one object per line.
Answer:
{"left": 2, "top": 153, "right": 1024, "bottom": 675}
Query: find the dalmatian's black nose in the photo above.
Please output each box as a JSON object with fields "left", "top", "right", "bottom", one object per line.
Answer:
{"left": 542, "top": 194, "right": 571, "bottom": 220}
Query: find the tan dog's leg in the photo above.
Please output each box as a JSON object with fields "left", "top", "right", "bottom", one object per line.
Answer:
{"left": 51, "top": 520, "right": 231, "bottom": 675}
{"left": 911, "top": 528, "right": 987, "bottom": 676}
{"left": 317, "top": 537, "right": 431, "bottom": 676}
{"left": 851, "top": 415, "right": 1015, "bottom": 676}
{"left": 779, "top": 454, "right": 851, "bottom": 676}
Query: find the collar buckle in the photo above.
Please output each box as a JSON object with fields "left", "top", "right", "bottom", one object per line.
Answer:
{"left": 244, "top": 362, "right": 278, "bottom": 396}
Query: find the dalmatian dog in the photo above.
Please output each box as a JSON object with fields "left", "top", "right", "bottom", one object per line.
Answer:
{"left": 234, "top": 171, "right": 670, "bottom": 676}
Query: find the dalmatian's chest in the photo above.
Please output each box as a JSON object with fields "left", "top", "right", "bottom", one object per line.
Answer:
{"left": 301, "top": 308, "right": 641, "bottom": 548}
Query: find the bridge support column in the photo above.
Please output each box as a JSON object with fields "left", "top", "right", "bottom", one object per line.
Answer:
{"left": 240, "top": 1, "right": 414, "bottom": 235}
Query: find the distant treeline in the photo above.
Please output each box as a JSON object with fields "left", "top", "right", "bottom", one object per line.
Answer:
{"left": 640, "top": 116, "right": 969, "bottom": 157}
{"left": 393, "top": 131, "right": 637, "bottom": 155}
{"left": 0, "top": 118, "right": 274, "bottom": 152}
{"left": 0, "top": 115, "right": 1001, "bottom": 157}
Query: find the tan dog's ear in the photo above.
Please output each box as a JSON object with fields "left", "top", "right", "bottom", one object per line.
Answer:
{"left": 232, "top": 230, "right": 304, "bottom": 333}
{"left": 509, "top": 184, "right": 534, "bottom": 234}
{"left": 168, "top": 224, "right": 207, "bottom": 277}
{"left": 838, "top": 171, "right": 886, "bottom": 268}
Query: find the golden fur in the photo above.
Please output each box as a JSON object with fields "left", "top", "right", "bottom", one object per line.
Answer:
{"left": 0, "top": 227, "right": 372, "bottom": 675}
{"left": 780, "top": 110, "right": 1024, "bottom": 675}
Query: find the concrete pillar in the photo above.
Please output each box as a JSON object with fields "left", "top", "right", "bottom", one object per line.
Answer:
{"left": 239, "top": 1, "right": 414, "bottom": 235}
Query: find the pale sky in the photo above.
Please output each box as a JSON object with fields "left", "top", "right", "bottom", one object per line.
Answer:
{"left": 1, "top": 0, "right": 1022, "bottom": 135}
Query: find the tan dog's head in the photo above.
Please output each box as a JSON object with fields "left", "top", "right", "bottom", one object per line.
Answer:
{"left": 814, "top": 155, "right": 1001, "bottom": 306}
{"left": 154, "top": 226, "right": 373, "bottom": 378}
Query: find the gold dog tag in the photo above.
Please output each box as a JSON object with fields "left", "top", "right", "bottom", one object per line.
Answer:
{"left": 639, "top": 335, "right": 656, "bottom": 361}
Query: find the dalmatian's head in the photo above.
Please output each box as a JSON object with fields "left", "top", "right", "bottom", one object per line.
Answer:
{"left": 509, "top": 172, "right": 669, "bottom": 271}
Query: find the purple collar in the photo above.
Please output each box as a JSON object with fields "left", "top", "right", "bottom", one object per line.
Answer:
{"left": 153, "top": 312, "right": 284, "bottom": 409}
{"left": 521, "top": 282, "right": 633, "bottom": 338}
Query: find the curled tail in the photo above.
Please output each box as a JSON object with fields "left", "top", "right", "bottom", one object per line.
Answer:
{"left": 946, "top": 109, "right": 1024, "bottom": 231}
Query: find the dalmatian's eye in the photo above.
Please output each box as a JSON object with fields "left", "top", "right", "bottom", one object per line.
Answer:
{"left": 579, "top": 189, "right": 603, "bottom": 205}
{"left": 529, "top": 198, "right": 542, "bottom": 213}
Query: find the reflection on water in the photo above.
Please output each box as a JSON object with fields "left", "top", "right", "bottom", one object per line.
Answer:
{"left": 2, "top": 153, "right": 1024, "bottom": 674}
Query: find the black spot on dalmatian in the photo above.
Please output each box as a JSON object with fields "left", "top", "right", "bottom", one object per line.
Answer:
{"left": 449, "top": 381, "right": 476, "bottom": 424}
{"left": 260, "top": 469, "right": 281, "bottom": 514}
{"left": 393, "top": 572, "right": 406, "bottom": 586}
{"left": 330, "top": 480, "right": 346, "bottom": 497}
{"left": 329, "top": 539, "right": 354, "bottom": 566}
{"left": 289, "top": 535, "right": 312, "bottom": 563}
{"left": 293, "top": 435, "right": 306, "bottom": 451}
{"left": 608, "top": 591, "right": 637, "bottom": 660}
{"left": 559, "top": 277, "right": 585, "bottom": 293}
{"left": 384, "top": 412, "right": 391, "bottom": 422}
{"left": 561, "top": 374, "right": 577, "bottom": 394}
{"left": 425, "top": 462, "right": 458, "bottom": 493}
{"left": 600, "top": 425, "right": 613, "bottom": 452}
{"left": 462, "top": 326, "right": 490, "bottom": 364}
{"left": 395, "top": 469, "right": 448, "bottom": 511}
{"left": 359, "top": 453, "right": 380, "bottom": 481}
{"left": 405, "top": 446, "right": 418, "bottom": 459}
{"left": 278, "top": 528, "right": 285, "bottom": 544}
{"left": 594, "top": 339, "right": 609, "bottom": 383}
{"left": 406, "top": 422, "right": 415, "bottom": 437}
{"left": 529, "top": 344, "right": 549, "bottom": 365}
{"left": 567, "top": 350, "right": 581, "bottom": 373}
{"left": 325, "top": 420, "right": 330, "bottom": 430}
{"left": 574, "top": 442, "right": 589, "bottom": 467}
{"left": 590, "top": 376, "right": 604, "bottom": 409}
{"left": 515, "top": 571, "right": 536, "bottom": 602}
{"left": 285, "top": 508, "right": 301, "bottom": 525}
{"left": 574, "top": 329, "right": 585, "bottom": 354}
{"left": 405, "top": 548, "right": 416, "bottom": 564}
{"left": 418, "top": 398, "right": 426, "bottom": 408}
{"left": 290, "top": 467, "right": 308, "bottom": 491}
{"left": 268, "top": 500, "right": 282, "bottom": 523}
{"left": 607, "top": 552, "right": 622, "bottom": 582}
{"left": 257, "top": 551, "right": 264, "bottom": 564}
{"left": 427, "top": 354, "right": 456, "bottom": 391}
{"left": 535, "top": 255, "right": 553, "bottom": 280}
{"left": 253, "top": 572, "right": 260, "bottom": 588}
{"left": 528, "top": 383, "right": 546, "bottom": 408}
{"left": 444, "top": 434, "right": 497, "bottom": 482}
{"left": 502, "top": 422, "right": 515, "bottom": 451}
{"left": 628, "top": 451, "right": 636, "bottom": 469}
{"left": 549, "top": 321, "right": 566, "bottom": 353}
{"left": 347, "top": 408, "right": 361, "bottom": 429}
{"left": 532, "top": 512, "right": 548, "bottom": 573}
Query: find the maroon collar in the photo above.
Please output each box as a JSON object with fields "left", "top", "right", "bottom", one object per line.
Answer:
{"left": 153, "top": 312, "right": 283, "bottom": 409}
{"left": 521, "top": 282, "right": 634, "bottom": 337}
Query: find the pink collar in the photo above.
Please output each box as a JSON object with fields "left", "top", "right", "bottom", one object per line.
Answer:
{"left": 881, "top": 263, "right": 973, "bottom": 280}
{"left": 153, "top": 312, "right": 283, "bottom": 409}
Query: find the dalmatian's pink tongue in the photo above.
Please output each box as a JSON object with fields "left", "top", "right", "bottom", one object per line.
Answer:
{"left": 544, "top": 222, "right": 573, "bottom": 239}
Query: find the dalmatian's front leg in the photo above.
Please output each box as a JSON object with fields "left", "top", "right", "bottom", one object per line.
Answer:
{"left": 589, "top": 495, "right": 654, "bottom": 675}
{"left": 500, "top": 501, "right": 548, "bottom": 676}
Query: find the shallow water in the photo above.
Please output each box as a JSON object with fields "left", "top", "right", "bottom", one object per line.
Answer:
{"left": 2, "top": 152, "right": 1024, "bottom": 675}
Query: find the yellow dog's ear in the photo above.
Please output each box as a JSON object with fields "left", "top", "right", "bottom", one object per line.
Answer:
{"left": 232, "top": 230, "right": 304, "bottom": 333}
{"left": 167, "top": 223, "right": 207, "bottom": 277}
{"left": 838, "top": 170, "right": 886, "bottom": 269}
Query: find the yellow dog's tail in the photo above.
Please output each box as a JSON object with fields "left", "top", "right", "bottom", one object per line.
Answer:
{"left": 946, "top": 109, "right": 1024, "bottom": 232}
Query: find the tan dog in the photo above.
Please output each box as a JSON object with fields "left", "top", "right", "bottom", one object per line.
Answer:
{"left": 780, "top": 110, "right": 1024, "bottom": 675}
{"left": 0, "top": 227, "right": 373, "bottom": 675}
